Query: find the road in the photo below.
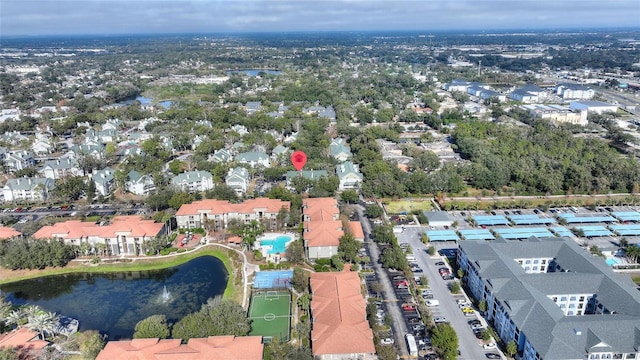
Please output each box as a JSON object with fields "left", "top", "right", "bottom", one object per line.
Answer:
{"left": 356, "top": 204, "right": 410, "bottom": 357}
{"left": 397, "top": 225, "right": 502, "bottom": 360}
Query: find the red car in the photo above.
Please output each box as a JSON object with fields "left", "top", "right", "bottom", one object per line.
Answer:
{"left": 402, "top": 304, "right": 417, "bottom": 311}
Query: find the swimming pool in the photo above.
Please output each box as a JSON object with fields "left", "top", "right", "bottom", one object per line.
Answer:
{"left": 606, "top": 257, "right": 623, "bottom": 267}
{"left": 259, "top": 235, "right": 293, "bottom": 255}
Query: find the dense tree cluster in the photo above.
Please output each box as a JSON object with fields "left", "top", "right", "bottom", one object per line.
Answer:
{"left": 453, "top": 120, "right": 640, "bottom": 194}
{"left": 0, "top": 239, "right": 75, "bottom": 270}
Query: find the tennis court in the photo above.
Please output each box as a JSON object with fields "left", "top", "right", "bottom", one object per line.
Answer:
{"left": 248, "top": 290, "right": 291, "bottom": 342}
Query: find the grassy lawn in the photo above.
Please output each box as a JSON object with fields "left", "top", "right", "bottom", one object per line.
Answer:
{"left": 0, "top": 246, "right": 240, "bottom": 300}
{"left": 383, "top": 198, "right": 433, "bottom": 214}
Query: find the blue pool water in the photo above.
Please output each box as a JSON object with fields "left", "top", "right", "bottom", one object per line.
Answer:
{"left": 260, "top": 235, "right": 293, "bottom": 254}
{"left": 606, "top": 258, "right": 623, "bottom": 266}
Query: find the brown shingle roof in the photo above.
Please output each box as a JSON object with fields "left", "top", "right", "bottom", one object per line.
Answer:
{"left": 310, "top": 271, "right": 375, "bottom": 357}
{"left": 96, "top": 335, "right": 263, "bottom": 360}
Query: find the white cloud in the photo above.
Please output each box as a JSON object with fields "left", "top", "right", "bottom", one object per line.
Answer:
{"left": 1, "top": 0, "right": 638, "bottom": 35}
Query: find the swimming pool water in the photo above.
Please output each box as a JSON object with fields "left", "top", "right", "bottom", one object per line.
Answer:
{"left": 606, "top": 258, "right": 623, "bottom": 266}
{"left": 260, "top": 235, "right": 293, "bottom": 255}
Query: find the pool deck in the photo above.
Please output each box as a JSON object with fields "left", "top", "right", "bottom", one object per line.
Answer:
{"left": 257, "top": 232, "right": 298, "bottom": 261}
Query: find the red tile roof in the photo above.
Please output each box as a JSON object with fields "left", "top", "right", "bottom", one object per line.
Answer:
{"left": 96, "top": 335, "right": 263, "bottom": 360}
{"left": 302, "top": 198, "right": 343, "bottom": 249}
{"left": 176, "top": 198, "right": 289, "bottom": 216}
{"left": 304, "top": 220, "right": 343, "bottom": 247}
{"left": 303, "top": 198, "right": 339, "bottom": 222}
{"left": 33, "top": 216, "right": 163, "bottom": 240}
{"left": 310, "top": 271, "right": 375, "bottom": 357}
{"left": 348, "top": 221, "right": 365, "bottom": 241}
{"left": 0, "top": 327, "right": 49, "bottom": 358}
{"left": 0, "top": 226, "right": 21, "bottom": 240}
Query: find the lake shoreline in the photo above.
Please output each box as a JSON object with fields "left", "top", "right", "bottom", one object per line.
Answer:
{"left": 0, "top": 245, "right": 241, "bottom": 301}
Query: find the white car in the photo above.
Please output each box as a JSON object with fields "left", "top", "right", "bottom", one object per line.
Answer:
{"left": 433, "top": 317, "right": 448, "bottom": 323}
{"left": 381, "top": 338, "right": 394, "bottom": 345}
{"left": 483, "top": 342, "right": 497, "bottom": 350}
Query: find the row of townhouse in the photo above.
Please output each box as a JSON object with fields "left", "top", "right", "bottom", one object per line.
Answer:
{"left": 175, "top": 198, "right": 290, "bottom": 231}
{"left": 310, "top": 268, "right": 377, "bottom": 360}
{"left": 457, "top": 237, "right": 640, "bottom": 360}
{"left": 33, "top": 215, "right": 165, "bottom": 256}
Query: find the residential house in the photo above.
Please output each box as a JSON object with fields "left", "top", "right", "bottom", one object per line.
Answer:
{"left": 225, "top": 167, "right": 250, "bottom": 196}
{"left": 329, "top": 138, "right": 352, "bottom": 162}
{"left": 31, "top": 133, "right": 53, "bottom": 155}
{"left": 3, "top": 150, "right": 35, "bottom": 173}
{"left": 310, "top": 270, "right": 377, "bottom": 360}
{"left": 41, "top": 158, "right": 82, "bottom": 179}
{"left": 86, "top": 129, "right": 117, "bottom": 143}
{"left": 126, "top": 170, "right": 155, "bottom": 196}
{"left": 230, "top": 124, "right": 249, "bottom": 136}
{"left": 285, "top": 170, "right": 329, "bottom": 190}
{"left": 101, "top": 118, "right": 122, "bottom": 131}
{"left": 210, "top": 148, "right": 233, "bottom": 163}
{"left": 336, "top": 161, "right": 363, "bottom": 191}
{"left": 68, "top": 144, "right": 105, "bottom": 160}
{"left": 175, "top": 198, "right": 290, "bottom": 230}
{"left": 171, "top": 170, "right": 214, "bottom": 193}
{"left": 283, "top": 132, "right": 298, "bottom": 144}
{"left": 556, "top": 83, "right": 595, "bottom": 100}
{"left": 91, "top": 168, "right": 115, "bottom": 196}
{"left": 302, "top": 198, "right": 342, "bottom": 260}
{"left": 0, "top": 226, "right": 21, "bottom": 240}
{"left": 138, "top": 117, "right": 158, "bottom": 130}
{"left": 96, "top": 336, "right": 264, "bottom": 360}
{"left": 305, "top": 105, "right": 336, "bottom": 122}
{"left": 236, "top": 151, "right": 270, "bottom": 168}
{"left": 0, "top": 131, "right": 29, "bottom": 145}
{"left": 244, "top": 101, "right": 262, "bottom": 114}
{"left": 458, "top": 237, "right": 640, "bottom": 360}
{"left": 271, "top": 145, "right": 289, "bottom": 162}
{"left": 3, "top": 177, "right": 55, "bottom": 202}
{"left": 34, "top": 215, "right": 164, "bottom": 255}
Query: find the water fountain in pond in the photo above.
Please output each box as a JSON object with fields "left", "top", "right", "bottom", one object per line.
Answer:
{"left": 158, "top": 285, "right": 173, "bottom": 304}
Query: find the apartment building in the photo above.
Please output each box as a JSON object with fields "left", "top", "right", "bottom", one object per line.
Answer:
{"left": 310, "top": 269, "right": 377, "bottom": 360}
{"left": 302, "top": 198, "right": 343, "bottom": 260}
{"left": 175, "top": 198, "right": 290, "bottom": 230}
{"left": 33, "top": 215, "right": 165, "bottom": 256}
{"left": 521, "top": 104, "right": 588, "bottom": 126}
{"left": 458, "top": 237, "right": 640, "bottom": 360}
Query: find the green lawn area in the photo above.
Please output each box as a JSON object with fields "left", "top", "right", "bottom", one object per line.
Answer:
{"left": 383, "top": 199, "right": 433, "bottom": 214}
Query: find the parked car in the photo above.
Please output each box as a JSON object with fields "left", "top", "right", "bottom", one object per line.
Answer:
{"left": 402, "top": 303, "right": 417, "bottom": 311}
{"left": 380, "top": 338, "right": 394, "bottom": 345}
{"left": 407, "top": 317, "right": 423, "bottom": 325}
{"left": 425, "top": 300, "right": 439, "bottom": 307}
{"left": 483, "top": 343, "right": 497, "bottom": 350}
{"left": 435, "top": 261, "right": 446, "bottom": 266}
{"left": 433, "top": 317, "right": 447, "bottom": 323}
{"left": 485, "top": 353, "right": 501, "bottom": 359}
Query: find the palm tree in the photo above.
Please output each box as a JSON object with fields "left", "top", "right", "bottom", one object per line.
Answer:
{"left": 5, "top": 309, "right": 26, "bottom": 328}
{"left": 26, "top": 311, "right": 59, "bottom": 340}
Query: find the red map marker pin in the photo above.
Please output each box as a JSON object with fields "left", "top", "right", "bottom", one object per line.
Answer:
{"left": 291, "top": 150, "right": 307, "bottom": 171}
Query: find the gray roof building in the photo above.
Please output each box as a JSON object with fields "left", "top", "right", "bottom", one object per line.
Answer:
{"left": 458, "top": 237, "right": 640, "bottom": 360}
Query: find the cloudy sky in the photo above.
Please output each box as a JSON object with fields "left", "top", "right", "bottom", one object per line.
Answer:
{"left": 2, "top": 0, "right": 639, "bottom": 36}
